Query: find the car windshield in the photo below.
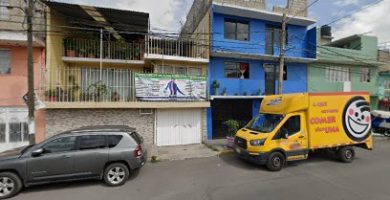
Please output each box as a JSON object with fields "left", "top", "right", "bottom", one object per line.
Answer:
{"left": 245, "top": 113, "right": 284, "bottom": 133}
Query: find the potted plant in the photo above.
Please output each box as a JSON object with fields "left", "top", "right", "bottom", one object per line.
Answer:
{"left": 44, "top": 87, "right": 64, "bottom": 102}
{"left": 78, "top": 48, "right": 86, "bottom": 58}
{"left": 67, "top": 75, "right": 80, "bottom": 102}
{"left": 212, "top": 80, "right": 220, "bottom": 96}
{"left": 243, "top": 91, "right": 247, "bottom": 96}
{"left": 87, "top": 81, "right": 110, "bottom": 102}
{"left": 223, "top": 119, "right": 240, "bottom": 148}
{"left": 221, "top": 88, "right": 227, "bottom": 96}
{"left": 252, "top": 88, "right": 262, "bottom": 96}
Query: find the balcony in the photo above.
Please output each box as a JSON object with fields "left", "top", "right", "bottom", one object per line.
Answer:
{"left": 145, "top": 37, "right": 209, "bottom": 63}
{"left": 41, "top": 68, "right": 210, "bottom": 109}
{"left": 63, "top": 38, "right": 145, "bottom": 65}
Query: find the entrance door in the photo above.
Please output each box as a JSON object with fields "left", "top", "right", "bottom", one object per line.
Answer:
{"left": 264, "top": 64, "right": 276, "bottom": 95}
{"left": 156, "top": 109, "right": 201, "bottom": 146}
{"left": 212, "top": 99, "right": 253, "bottom": 139}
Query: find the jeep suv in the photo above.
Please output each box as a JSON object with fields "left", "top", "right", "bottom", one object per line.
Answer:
{"left": 0, "top": 125, "right": 147, "bottom": 199}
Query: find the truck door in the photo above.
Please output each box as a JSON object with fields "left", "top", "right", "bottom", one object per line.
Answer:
{"left": 274, "top": 113, "right": 308, "bottom": 161}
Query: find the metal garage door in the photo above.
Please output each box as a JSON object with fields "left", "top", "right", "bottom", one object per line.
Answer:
{"left": 156, "top": 109, "right": 201, "bottom": 146}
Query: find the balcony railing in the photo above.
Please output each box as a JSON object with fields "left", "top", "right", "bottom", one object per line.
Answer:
{"left": 41, "top": 68, "right": 208, "bottom": 103}
{"left": 146, "top": 37, "right": 208, "bottom": 59}
{"left": 63, "top": 38, "right": 144, "bottom": 61}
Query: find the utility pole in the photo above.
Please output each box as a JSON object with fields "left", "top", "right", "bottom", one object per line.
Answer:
{"left": 278, "top": 13, "right": 287, "bottom": 95}
{"left": 27, "top": 0, "right": 35, "bottom": 145}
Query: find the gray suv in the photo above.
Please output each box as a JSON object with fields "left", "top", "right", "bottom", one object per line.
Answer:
{"left": 0, "top": 125, "right": 147, "bottom": 199}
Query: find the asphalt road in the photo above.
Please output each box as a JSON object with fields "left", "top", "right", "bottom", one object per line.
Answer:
{"left": 13, "top": 137, "right": 390, "bottom": 200}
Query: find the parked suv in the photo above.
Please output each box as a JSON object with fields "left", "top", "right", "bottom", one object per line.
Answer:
{"left": 0, "top": 125, "right": 146, "bottom": 199}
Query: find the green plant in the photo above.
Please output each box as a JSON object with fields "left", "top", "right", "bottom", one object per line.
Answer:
{"left": 221, "top": 88, "right": 227, "bottom": 95}
{"left": 223, "top": 119, "right": 240, "bottom": 137}
{"left": 212, "top": 80, "right": 220, "bottom": 89}
{"left": 87, "top": 81, "right": 110, "bottom": 102}
{"left": 243, "top": 91, "right": 247, "bottom": 96}
{"left": 67, "top": 75, "right": 80, "bottom": 101}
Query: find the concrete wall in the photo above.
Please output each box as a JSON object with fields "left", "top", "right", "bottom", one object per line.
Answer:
{"left": 209, "top": 57, "right": 307, "bottom": 95}
{"left": 214, "top": 0, "right": 265, "bottom": 10}
{"left": 45, "top": 109, "right": 155, "bottom": 146}
{"left": 211, "top": 13, "right": 311, "bottom": 58}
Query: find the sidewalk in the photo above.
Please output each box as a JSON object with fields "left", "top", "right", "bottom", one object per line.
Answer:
{"left": 149, "top": 143, "right": 219, "bottom": 162}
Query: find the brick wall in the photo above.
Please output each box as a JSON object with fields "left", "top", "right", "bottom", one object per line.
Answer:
{"left": 273, "top": 0, "right": 308, "bottom": 17}
{"left": 214, "top": 0, "right": 265, "bottom": 10}
{"left": 45, "top": 109, "right": 155, "bottom": 146}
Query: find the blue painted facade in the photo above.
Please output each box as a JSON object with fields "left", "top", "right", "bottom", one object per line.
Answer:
{"left": 207, "top": 7, "right": 317, "bottom": 140}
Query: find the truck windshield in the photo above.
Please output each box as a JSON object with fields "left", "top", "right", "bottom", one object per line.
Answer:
{"left": 245, "top": 113, "right": 284, "bottom": 133}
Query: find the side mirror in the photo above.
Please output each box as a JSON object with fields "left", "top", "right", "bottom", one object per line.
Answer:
{"left": 31, "top": 148, "right": 44, "bottom": 157}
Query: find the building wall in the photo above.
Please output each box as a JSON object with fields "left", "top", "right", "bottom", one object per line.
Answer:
{"left": 213, "top": 0, "right": 265, "bottom": 10}
{"left": 209, "top": 57, "right": 307, "bottom": 95}
{"left": 45, "top": 109, "right": 155, "bottom": 146}
{"left": 211, "top": 13, "right": 310, "bottom": 58}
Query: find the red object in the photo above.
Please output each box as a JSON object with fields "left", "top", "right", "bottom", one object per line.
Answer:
{"left": 239, "top": 63, "right": 248, "bottom": 72}
{"left": 66, "top": 50, "right": 76, "bottom": 57}
{"left": 134, "top": 145, "right": 142, "bottom": 157}
{"left": 49, "top": 96, "right": 57, "bottom": 102}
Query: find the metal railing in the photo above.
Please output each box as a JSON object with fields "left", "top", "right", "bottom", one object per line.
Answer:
{"left": 41, "top": 68, "right": 209, "bottom": 103}
{"left": 63, "top": 38, "right": 144, "bottom": 61}
{"left": 147, "top": 37, "right": 208, "bottom": 59}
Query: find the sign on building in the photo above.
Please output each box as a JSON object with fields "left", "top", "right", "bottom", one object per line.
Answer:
{"left": 135, "top": 73, "right": 207, "bottom": 101}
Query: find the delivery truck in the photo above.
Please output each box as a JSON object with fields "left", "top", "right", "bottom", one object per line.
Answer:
{"left": 234, "top": 92, "right": 373, "bottom": 171}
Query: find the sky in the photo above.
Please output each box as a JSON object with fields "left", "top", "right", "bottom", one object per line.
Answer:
{"left": 56, "top": 0, "right": 390, "bottom": 43}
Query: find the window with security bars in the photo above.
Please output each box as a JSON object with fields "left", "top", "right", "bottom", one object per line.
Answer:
{"left": 0, "top": 49, "right": 11, "bottom": 74}
{"left": 0, "top": 0, "right": 10, "bottom": 20}
{"left": 325, "top": 67, "right": 350, "bottom": 82}
{"left": 361, "top": 68, "right": 371, "bottom": 83}
{"left": 156, "top": 66, "right": 202, "bottom": 76}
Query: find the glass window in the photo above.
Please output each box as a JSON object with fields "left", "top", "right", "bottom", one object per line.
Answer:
{"left": 245, "top": 113, "right": 284, "bottom": 133}
{"left": 176, "top": 67, "right": 187, "bottom": 75}
{"left": 22, "top": 122, "right": 28, "bottom": 142}
{"left": 108, "top": 135, "right": 123, "bottom": 148}
{"left": 281, "top": 115, "right": 301, "bottom": 136}
{"left": 224, "top": 62, "right": 249, "bottom": 79}
{"left": 326, "top": 67, "right": 350, "bottom": 82}
{"left": 9, "top": 121, "right": 21, "bottom": 142}
{"left": 224, "top": 19, "right": 249, "bottom": 41}
{"left": 361, "top": 68, "right": 371, "bottom": 83}
{"left": 43, "top": 136, "right": 76, "bottom": 154}
{"left": 77, "top": 135, "right": 107, "bottom": 150}
{"left": 0, "top": 49, "right": 11, "bottom": 74}
{"left": 0, "top": 0, "right": 10, "bottom": 20}
{"left": 163, "top": 66, "right": 174, "bottom": 74}
{"left": 0, "top": 121, "right": 5, "bottom": 143}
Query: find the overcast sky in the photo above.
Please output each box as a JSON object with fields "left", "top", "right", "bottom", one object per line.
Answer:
{"left": 56, "top": 0, "right": 390, "bottom": 43}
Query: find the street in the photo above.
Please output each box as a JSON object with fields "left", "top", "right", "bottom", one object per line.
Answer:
{"left": 12, "top": 138, "right": 390, "bottom": 200}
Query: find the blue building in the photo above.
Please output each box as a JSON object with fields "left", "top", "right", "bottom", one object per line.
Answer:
{"left": 181, "top": 0, "right": 317, "bottom": 139}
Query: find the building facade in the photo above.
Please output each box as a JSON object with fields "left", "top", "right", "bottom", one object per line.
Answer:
{"left": 181, "top": 0, "right": 316, "bottom": 139}
{"left": 0, "top": 0, "right": 46, "bottom": 152}
{"left": 308, "top": 27, "right": 380, "bottom": 110}
{"left": 377, "top": 44, "right": 390, "bottom": 110}
{"left": 42, "top": 1, "right": 210, "bottom": 152}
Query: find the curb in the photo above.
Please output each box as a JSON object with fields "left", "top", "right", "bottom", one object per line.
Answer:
{"left": 218, "top": 149, "right": 234, "bottom": 156}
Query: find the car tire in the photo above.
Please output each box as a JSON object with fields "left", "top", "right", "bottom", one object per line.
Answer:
{"left": 0, "top": 172, "right": 23, "bottom": 199}
{"left": 266, "top": 152, "right": 285, "bottom": 171}
{"left": 338, "top": 146, "right": 355, "bottom": 163}
{"left": 103, "top": 163, "right": 130, "bottom": 186}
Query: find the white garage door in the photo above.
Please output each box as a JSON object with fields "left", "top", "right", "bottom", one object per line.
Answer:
{"left": 156, "top": 109, "right": 201, "bottom": 146}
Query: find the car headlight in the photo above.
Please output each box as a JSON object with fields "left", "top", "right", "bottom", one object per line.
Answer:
{"left": 250, "top": 139, "right": 266, "bottom": 146}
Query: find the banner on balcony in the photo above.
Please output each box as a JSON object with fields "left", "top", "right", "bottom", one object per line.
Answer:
{"left": 135, "top": 73, "right": 207, "bottom": 101}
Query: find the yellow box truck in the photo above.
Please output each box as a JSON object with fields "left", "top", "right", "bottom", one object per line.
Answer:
{"left": 234, "top": 92, "right": 373, "bottom": 171}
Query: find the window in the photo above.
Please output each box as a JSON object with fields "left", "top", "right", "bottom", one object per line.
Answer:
{"left": 275, "top": 65, "right": 288, "bottom": 81}
{"left": 77, "top": 135, "right": 107, "bottom": 150}
{"left": 0, "top": 49, "right": 11, "bottom": 74}
{"left": 43, "top": 137, "right": 76, "bottom": 154}
{"left": 176, "top": 67, "right": 187, "bottom": 75}
{"left": 0, "top": 121, "right": 5, "bottom": 143}
{"left": 361, "top": 68, "right": 371, "bottom": 83}
{"left": 0, "top": 0, "right": 10, "bottom": 20}
{"left": 325, "top": 67, "right": 350, "bottom": 82}
{"left": 9, "top": 121, "right": 28, "bottom": 142}
{"left": 188, "top": 67, "right": 202, "bottom": 76}
{"left": 282, "top": 116, "right": 301, "bottom": 136}
{"left": 157, "top": 66, "right": 202, "bottom": 76}
{"left": 266, "top": 25, "right": 288, "bottom": 55}
{"left": 108, "top": 135, "right": 123, "bottom": 148}
{"left": 224, "top": 62, "right": 250, "bottom": 79}
{"left": 224, "top": 19, "right": 249, "bottom": 41}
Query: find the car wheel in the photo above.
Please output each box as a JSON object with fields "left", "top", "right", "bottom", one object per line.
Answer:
{"left": 266, "top": 152, "right": 285, "bottom": 171}
{"left": 0, "top": 172, "right": 22, "bottom": 199}
{"left": 338, "top": 146, "right": 355, "bottom": 163}
{"left": 103, "top": 163, "right": 130, "bottom": 186}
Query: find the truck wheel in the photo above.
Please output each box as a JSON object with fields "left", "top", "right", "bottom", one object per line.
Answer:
{"left": 0, "top": 172, "right": 23, "bottom": 199}
{"left": 266, "top": 152, "right": 285, "bottom": 171}
{"left": 103, "top": 163, "right": 130, "bottom": 186}
{"left": 338, "top": 146, "right": 355, "bottom": 163}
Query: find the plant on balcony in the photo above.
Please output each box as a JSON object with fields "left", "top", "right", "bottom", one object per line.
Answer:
{"left": 44, "top": 87, "right": 64, "bottom": 102}
{"left": 223, "top": 119, "right": 240, "bottom": 148}
{"left": 87, "top": 81, "right": 110, "bottom": 102}
{"left": 243, "top": 91, "right": 248, "bottom": 96}
{"left": 212, "top": 80, "right": 220, "bottom": 96}
{"left": 252, "top": 88, "right": 262, "bottom": 96}
{"left": 64, "top": 39, "right": 76, "bottom": 57}
{"left": 111, "top": 91, "right": 120, "bottom": 102}
{"left": 66, "top": 75, "right": 80, "bottom": 102}
{"left": 77, "top": 48, "right": 86, "bottom": 58}
{"left": 221, "top": 88, "right": 227, "bottom": 96}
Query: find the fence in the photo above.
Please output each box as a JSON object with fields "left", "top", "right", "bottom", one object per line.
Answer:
{"left": 147, "top": 37, "right": 208, "bottom": 59}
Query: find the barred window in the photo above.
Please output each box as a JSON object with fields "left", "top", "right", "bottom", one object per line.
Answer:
{"left": 325, "top": 67, "right": 350, "bottom": 82}
{"left": 0, "top": 0, "right": 10, "bottom": 20}
{"left": 361, "top": 68, "right": 371, "bottom": 83}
